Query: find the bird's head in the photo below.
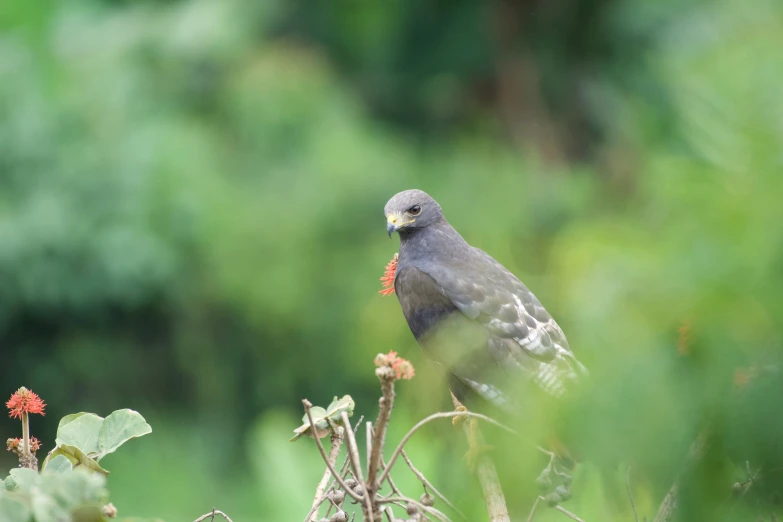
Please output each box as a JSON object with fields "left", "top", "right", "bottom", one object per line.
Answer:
{"left": 384, "top": 189, "right": 443, "bottom": 237}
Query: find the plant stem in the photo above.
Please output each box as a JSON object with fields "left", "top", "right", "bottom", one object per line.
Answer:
{"left": 21, "top": 411, "right": 30, "bottom": 456}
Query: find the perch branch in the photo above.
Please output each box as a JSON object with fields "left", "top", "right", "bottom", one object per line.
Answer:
{"left": 378, "top": 411, "right": 515, "bottom": 485}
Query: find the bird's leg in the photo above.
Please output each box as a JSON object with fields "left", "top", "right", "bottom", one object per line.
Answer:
{"left": 450, "top": 392, "right": 468, "bottom": 427}
{"left": 450, "top": 392, "right": 493, "bottom": 472}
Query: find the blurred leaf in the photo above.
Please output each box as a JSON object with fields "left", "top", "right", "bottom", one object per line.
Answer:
{"left": 0, "top": 496, "right": 30, "bottom": 522}
{"left": 4, "top": 469, "right": 38, "bottom": 492}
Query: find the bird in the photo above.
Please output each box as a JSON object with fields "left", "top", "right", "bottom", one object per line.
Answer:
{"left": 383, "top": 189, "right": 588, "bottom": 485}
{"left": 384, "top": 189, "right": 586, "bottom": 407}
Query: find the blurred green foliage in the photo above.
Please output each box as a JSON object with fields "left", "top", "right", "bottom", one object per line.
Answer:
{"left": 1, "top": 0, "right": 782, "bottom": 520}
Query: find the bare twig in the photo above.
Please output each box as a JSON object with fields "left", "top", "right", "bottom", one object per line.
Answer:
{"left": 193, "top": 508, "right": 234, "bottom": 522}
{"left": 554, "top": 504, "right": 587, "bottom": 522}
{"left": 379, "top": 496, "right": 452, "bottom": 522}
{"left": 627, "top": 466, "right": 639, "bottom": 522}
{"left": 366, "top": 421, "right": 373, "bottom": 479}
{"left": 368, "top": 373, "right": 396, "bottom": 490}
{"left": 341, "top": 411, "right": 375, "bottom": 520}
{"left": 526, "top": 496, "right": 542, "bottom": 522}
{"left": 378, "top": 411, "right": 515, "bottom": 486}
{"left": 380, "top": 455, "right": 403, "bottom": 496}
{"left": 527, "top": 497, "right": 586, "bottom": 522}
{"left": 400, "top": 450, "right": 465, "bottom": 520}
{"left": 303, "top": 399, "right": 363, "bottom": 503}
{"left": 307, "top": 427, "right": 345, "bottom": 521}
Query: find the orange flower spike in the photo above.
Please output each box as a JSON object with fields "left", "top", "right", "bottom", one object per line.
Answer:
{"left": 374, "top": 350, "right": 415, "bottom": 380}
{"left": 6, "top": 387, "right": 46, "bottom": 419}
{"left": 379, "top": 253, "right": 398, "bottom": 296}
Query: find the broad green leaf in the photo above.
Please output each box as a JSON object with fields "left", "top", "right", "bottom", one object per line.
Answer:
{"left": 95, "top": 409, "right": 152, "bottom": 460}
{"left": 0, "top": 496, "right": 31, "bottom": 522}
{"left": 5, "top": 469, "right": 38, "bottom": 492}
{"left": 44, "top": 446, "right": 108, "bottom": 475}
{"left": 42, "top": 455, "right": 72, "bottom": 474}
{"left": 55, "top": 413, "right": 104, "bottom": 454}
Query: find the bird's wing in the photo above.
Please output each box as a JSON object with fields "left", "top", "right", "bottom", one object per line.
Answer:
{"left": 420, "top": 249, "right": 587, "bottom": 403}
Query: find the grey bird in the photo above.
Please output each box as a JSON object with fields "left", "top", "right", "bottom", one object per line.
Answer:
{"left": 384, "top": 189, "right": 587, "bottom": 414}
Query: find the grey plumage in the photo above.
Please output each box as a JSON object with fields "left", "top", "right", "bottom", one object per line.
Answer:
{"left": 385, "top": 189, "right": 586, "bottom": 411}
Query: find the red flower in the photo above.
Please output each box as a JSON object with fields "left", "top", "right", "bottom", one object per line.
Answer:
{"left": 6, "top": 387, "right": 46, "bottom": 419}
{"left": 374, "top": 350, "right": 415, "bottom": 380}
{"left": 379, "top": 253, "right": 398, "bottom": 296}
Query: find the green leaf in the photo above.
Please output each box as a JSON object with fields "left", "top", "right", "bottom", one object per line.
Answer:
{"left": 42, "top": 455, "right": 72, "bottom": 474}
{"left": 325, "top": 395, "right": 355, "bottom": 422}
{"left": 43, "top": 446, "right": 108, "bottom": 475}
{"left": 0, "top": 496, "right": 31, "bottom": 522}
{"left": 55, "top": 413, "right": 104, "bottom": 454}
{"left": 31, "top": 491, "right": 69, "bottom": 522}
{"left": 94, "top": 409, "right": 152, "bottom": 460}
{"left": 290, "top": 396, "right": 354, "bottom": 441}
{"left": 290, "top": 406, "right": 329, "bottom": 441}
{"left": 5, "top": 469, "right": 38, "bottom": 492}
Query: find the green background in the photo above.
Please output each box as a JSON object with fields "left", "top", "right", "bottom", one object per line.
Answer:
{"left": 2, "top": 0, "right": 782, "bottom": 520}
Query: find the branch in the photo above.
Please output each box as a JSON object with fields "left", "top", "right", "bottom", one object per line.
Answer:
{"left": 307, "top": 428, "right": 345, "bottom": 522}
{"left": 527, "top": 497, "right": 586, "bottom": 522}
{"left": 399, "top": 450, "right": 464, "bottom": 519}
{"left": 627, "top": 466, "right": 639, "bottom": 522}
{"left": 193, "top": 508, "right": 234, "bottom": 522}
{"left": 379, "top": 495, "right": 452, "bottom": 522}
{"left": 341, "top": 411, "right": 375, "bottom": 520}
{"left": 302, "top": 399, "right": 364, "bottom": 503}
{"left": 378, "top": 411, "right": 515, "bottom": 486}
{"left": 368, "top": 371, "right": 395, "bottom": 490}
{"left": 469, "top": 423, "right": 510, "bottom": 522}
{"left": 653, "top": 427, "right": 711, "bottom": 522}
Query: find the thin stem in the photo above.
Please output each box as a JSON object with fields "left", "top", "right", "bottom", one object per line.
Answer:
{"left": 379, "top": 496, "right": 452, "bottom": 522}
{"left": 627, "top": 466, "right": 639, "bottom": 522}
{"left": 308, "top": 428, "right": 345, "bottom": 521}
{"left": 193, "top": 508, "right": 234, "bottom": 522}
{"left": 378, "top": 411, "right": 515, "bottom": 486}
{"left": 401, "top": 450, "right": 466, "bottom": 520}
{"left": 21, "top": 412, "right": 30, "bottom": 457}
{"left": 302, "top": 400, "right": 363, "bottom": 503}
{"left": 341, "top": 411, "right": 374, "bottom": 520}
{"left": 368, "top": 376, "right": 395, "bottom": 489}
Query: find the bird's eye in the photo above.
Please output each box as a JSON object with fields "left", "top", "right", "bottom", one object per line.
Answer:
{"left": 408, "top": 204, "right": 422, "bottom": 216}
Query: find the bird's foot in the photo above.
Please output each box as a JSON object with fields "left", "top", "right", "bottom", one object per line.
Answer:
{"left": 452, "top": 404, "right": 468, "bottom": 427}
